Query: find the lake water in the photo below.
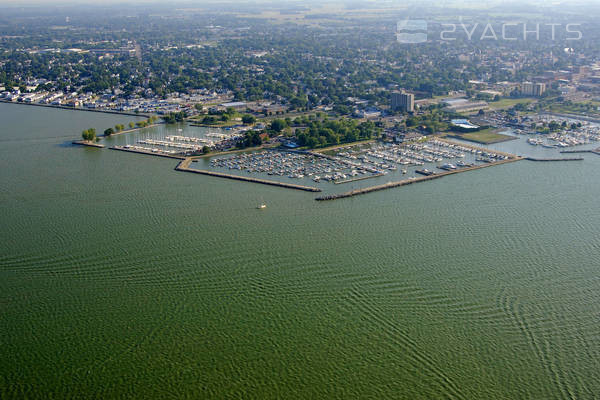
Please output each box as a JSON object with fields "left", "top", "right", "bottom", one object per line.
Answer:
{"left": 1, "top": 102, "right": 599, "bottom": 399}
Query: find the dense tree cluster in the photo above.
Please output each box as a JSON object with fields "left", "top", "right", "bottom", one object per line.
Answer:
{"left": 162, "top": 112, "right": 186, "bottom": 124}
{"left": 81, "top": 128, "right": 96, "bottom": 141}
{"left": 296, "top": 119, "right": 380, "bottom": 148}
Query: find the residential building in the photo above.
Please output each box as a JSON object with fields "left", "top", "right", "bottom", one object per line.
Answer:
{"left": 391, "top": 91, "right": 414, "bottom": 112}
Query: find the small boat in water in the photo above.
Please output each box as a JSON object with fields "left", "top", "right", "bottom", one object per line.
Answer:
{"left": 416, "top": 169, "right": 435, "bottom": 176}
{"left": 257, "top": 203, "right": 267, "bottom": 209}
{"left": 439, "top": 163, "right": 457, "bottom": 171}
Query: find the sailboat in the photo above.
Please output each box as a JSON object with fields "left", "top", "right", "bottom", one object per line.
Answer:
{"left": 257, "top": 196, "right": 266, "bottom": 209}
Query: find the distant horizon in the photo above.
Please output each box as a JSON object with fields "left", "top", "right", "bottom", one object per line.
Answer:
{"left": 1, "top": 0, "right": 598, "bottom": 5}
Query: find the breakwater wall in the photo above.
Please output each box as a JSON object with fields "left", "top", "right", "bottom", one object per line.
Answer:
{"left": 72, "top": 140, "right": 105, "bottom": 148}
{"left": 560, "top": 148, "right": 600, "bottom": 156}
{"left": 525, "top": 157, "right": 583, "bottom": 162}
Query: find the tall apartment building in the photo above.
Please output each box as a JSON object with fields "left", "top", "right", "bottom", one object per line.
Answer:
{"left": 521, "top": 82, "right": 546, "bottom": 97}
{"left": 391, "top": 91, "right": 415, "bottom": 112}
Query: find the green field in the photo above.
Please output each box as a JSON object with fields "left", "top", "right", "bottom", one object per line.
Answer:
{"left": 448, "top": 129, "right": 516, "bottom": 144}
{"left": 488, "top": 98, "right": 536, "bottom": 110}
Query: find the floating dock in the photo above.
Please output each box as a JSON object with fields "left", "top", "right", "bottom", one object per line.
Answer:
{"left": 175, "top": 158, "right": 321, "bottom": 192}
{"left": 110, "top": 146, "right": 187, "bottom": 160}
{"left": 316, "top": 157, "right": 522, "bottom": 201}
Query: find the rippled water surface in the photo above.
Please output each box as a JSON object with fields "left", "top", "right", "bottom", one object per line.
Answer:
{"left": 1, "top": 103, "right": 599, "bottom": 399}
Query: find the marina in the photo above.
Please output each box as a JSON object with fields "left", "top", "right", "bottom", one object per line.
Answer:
{"left": 204, "top": 138, "right": 514, "bottom": 189}
{"left": 316, "top": 156, "right": 523, "bottom": 201}
{"left": 518, "top": 115, "right": 600, "bottom": 149}
{"left": 115, "top": 127, "right": 244, "bottom": 156}
{"left": 176, "top": 158, "right": 321, "bottom": 192}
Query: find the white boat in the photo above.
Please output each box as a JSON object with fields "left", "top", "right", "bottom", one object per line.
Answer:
{"left": 257, "top": 204, "right": 266, "bottom": 209}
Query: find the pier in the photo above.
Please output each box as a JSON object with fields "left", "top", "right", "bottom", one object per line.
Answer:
{"left": 334, "top": 173, "right": 385, "bottom": 185}
{"left": 316, "top": 157, "right": 522, "bottom": 201}
{"left": 110, "top": 146, "right": 187, "bottom": 160}
{"left": 175, "top": 158, "right": 322, "bottom": 192}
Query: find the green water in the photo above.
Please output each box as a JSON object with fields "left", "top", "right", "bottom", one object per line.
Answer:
{"left": 1, "top": 102, "right": 599, "bottom": 399}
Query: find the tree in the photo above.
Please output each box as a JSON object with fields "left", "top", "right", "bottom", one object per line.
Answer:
{"left": 104, "top": 128, "right": 114, "bottom": 136}
{"left": 201, "top": 115, "right": 218, "bottom": 124}
{"left": 306, "top": 136, "right": 318, "bottom": 148}
{"left": 162, "top": 112, "right": 186, "bottom": 124}
{"left": 548, "top": 121, "right": 561, "bottom": 132}
{"left": 129, "top": 122, "right": 135, "bottom": 129}
{"left": 242, "top": 114, "right": 256, "bottom": 124}
{"left": 115, "top": 124, "right": 125, "bottom": 132}
{"left": 202, "top": 145, "right": 211, "bottom": 154}
{"left": 81, "top": 128, "right": 97, "bottom": 142}
{"left": 270, "top": 119, "right": 286, "bottom": 133}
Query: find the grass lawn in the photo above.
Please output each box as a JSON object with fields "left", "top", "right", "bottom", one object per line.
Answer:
{"left": 447, "top": 128, "right": 516, "bottom": 144}
{"left": 488, "top": 98, "right": 536, "bottom": 110}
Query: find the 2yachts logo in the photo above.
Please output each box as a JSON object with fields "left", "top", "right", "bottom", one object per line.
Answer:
{"left": 397, "top": 18, "right": 583, "bottom": 43}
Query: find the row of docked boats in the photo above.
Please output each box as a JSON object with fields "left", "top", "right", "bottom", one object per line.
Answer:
{"left": 209, "top": 151, "right": 382, "bottom": 181}
{"left": 122, "top": 144, "right": 181, "bottom": 155}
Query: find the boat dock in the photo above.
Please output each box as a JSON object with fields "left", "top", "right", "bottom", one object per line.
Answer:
{"left": 334, "top": 173, "right": 385, "bottom": 185}
{"left": 175, "top": 158, "right": 322, "bottom": 192}
{"left": 110, "top": 145, "right": 187, "bottom": 160}
{"left": 437, "top": 137, "right": 517, "bottom": 159}
{"left": 316, "top": 157, "right": 522, "bottom": 201}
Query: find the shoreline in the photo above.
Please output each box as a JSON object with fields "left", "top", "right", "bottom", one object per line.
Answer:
{"left": 0, "top": 99, "right": 150, "bottom": 117}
